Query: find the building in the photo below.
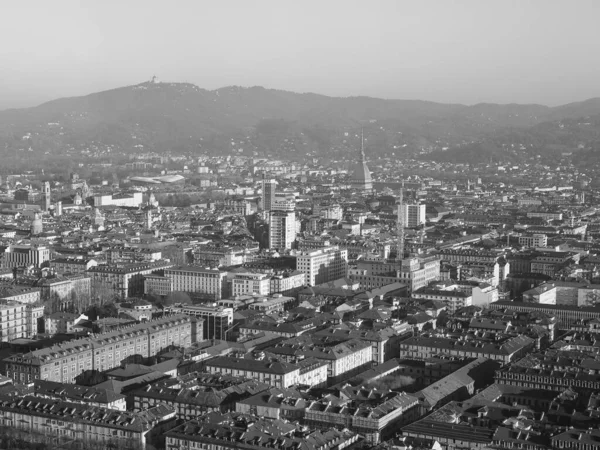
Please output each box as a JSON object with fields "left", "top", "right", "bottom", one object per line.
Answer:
{"left": 232, "top": 272, "right": 271, "bottom": 297}
{"left": 205, "top": 357, "right": 328, "bottom": 388}
{"left": 3, "top": 314, "right": 192, "bottom": 383}
{"left": 518, "top": 234, "right": 548, "bottom": 248}
{"left": 267, "top": 336, "right": 372, "bottom": 379}
{"left": 37, "top": 275, "right": 92, "bottom": 313}
{"left": 247, "top": 294, "right": 296, "bottom": 314}
{"left": 165, "top": 414, "right": 359, "bottom": 450}
{"left": 304, "top": 390, "right": 419, "bottom": 444}
{"left": 1, "top": 244, "right": 50, "bottom": 268}
{"left": 403, "top": 203, "right": 426, "bottom": 228}
{"left": 165, "top": 304, "right": 232, "bottom": 341}
{"left": 92, "top": 191, "right": 143, "bottom": 207}
{"left": 144, "top": 274, "right": 173, "bottom": 297}
{"left": 0, "top": 284, "right": 41, "bottom": 304}
{"left": 261, "top": 178, "right": 277, "bottom": 212}
{"left": 164, "top": 266, "right": 227, "bottom": 301}
{"left": 268, "top": 210, "right": 296, "bottom": 250}
{"left": 34, "top": 379, "right": 127, "bottom": 410}
{"left": 41, "top": 181, "right": 51, "bottom": 211}
{"left": 399, "top": 335, "right": 535, "bottom": 364}
{"left": 269, "top": 270, "right": 305, "bottom": 295}
{"left": 0, "top": 395, "right": 171, "bottom": 449}
{"left": 351, "top": 256, "right": 440, "bottom": 293}
{"left": 88, "top": 261, "right": 173, "bottom": 299}
{"left": 350, "top": 131, "right": 373, "bottom": 192}
{"left": 297, "top": 246, "right": 348, "bottom": 286}
{"left": 0, "top": 301, "right": 27, "bottom": 342}
{"left": 49, "top": 257, "right": 98, "bottom": 274}
{"left": 26, "top": 305, "right": 44, "bottom": 337}
{"left": 44, "top": 312, "right": 80, "bottom": 335}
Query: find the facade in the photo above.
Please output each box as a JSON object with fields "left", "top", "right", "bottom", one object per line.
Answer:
{"left": 164, "top": 266, "right": 227, "bottom": 301}
{"left": 0, "top": 395, "right": 167, "bottom": 449}
{"left": 399, "top": 335, "right": 535, "bottom": 364}
{"left": 165, "top": 415, "right": 358, "bottom": 450}
{"left": 232, "top": 272, "right": 271, "bottom": 297}
{"left": 0, "top": 301, "right": 27, "bottom": 342}
{"left": 144, "top": 274, "right": 173, "bottom": 296}
{"left": 403, "top": 203, "right": 426, "bottom": 228}
{"left": 297, "top": 246, "right": 349, "bottom": 286}
{"left": 3, "top": 314, "right": 192, "bottom": 383}
{"left": 2, "top": 244, "right": 50, "bottom": 268}
{"left": 44, "top": 312, "right": 80, "bottom": 335}
{"left": 268, "top": 210, "right": 296, "bottom": 250}
{"left": 49, "top": 257, "right": 98, "bottom": 274}
{"left": 165, "top": 304, "right": 232, "bottom": 341}
{"left": 0, "top": 284, "right": 41, "bottom": 304}
{"left": 93, "top": 191, "right": 143, "bottom": 207}
{"left": 269, "top": 270, "right": 305, "bottom": 295}
{"left": 205, "top": 357, "right": 328, "bottom": 388}
{"left": 261, "top": 179, "right": 276, "bottom": 212}
{"left": 88, "top": 261, "right": 174, "bottom": 299}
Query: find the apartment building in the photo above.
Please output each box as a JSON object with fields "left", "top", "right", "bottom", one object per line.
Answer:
{"left": 164, "top": 266, "right": 227, "bottom": 301}
{"left": 3, "top": 314, "right": 192, "bottom": 383}
{"left": 0, "top": 284, "right": 41, "bottom": 304}
{"left": 205, "top": 357, "right": 328, "bottom": 388}
{"left": 49, "top": 257, "right": 98, "bottom": 274}
{"left": 268, "top": 210, "right": 296, "bottom": 250}
{"left": 0, "top": 395, "right": 169, "bottom": 449}
{"left": 518, "top": 234, "right": 548, "bottom": 248}
{"left": 402, "top": 203, "right": 426, "bottom": 228}
{"left": 0, "top": 301, "right": 27, "bottom": 342}
{"left": 269, "top": 270, "right": 305, "bottom": 295}
{"left": 267, "top": 337, "right": 372, "bottom": 379}
{"left": 165, "top": 415, "right": 359, "bottom": 450}
{"left": 34, "top": 379, "right": 127, "bottom": 411}
{"left": 297, "top": 246, "right": 348, "bottom": 286}
{"left": 399, "top": 335, "right": 535, "bottom": 364}
{"left": 232, "top": 272, "right": 270, "bottom": 297}
{"left": 247, "top": 294, "right": 295, "bottom": 314}
{"left": 88, "top": 261, "right": 174, "bottom": 299}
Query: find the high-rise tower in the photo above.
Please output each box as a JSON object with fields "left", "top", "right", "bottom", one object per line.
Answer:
{"left": 43, "top": 181, "right": 51, "bottom": 211}
{"left": 350, "top": 129, "right": 373, "bottom": 191}
{"left": 262, "top": 177, "right": 277, "bottom": 212}
{"left": 396, "top": 185, "right": 404, "bottom": 262}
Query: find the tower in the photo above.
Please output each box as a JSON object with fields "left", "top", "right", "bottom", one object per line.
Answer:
{"left": 262, "top": 177, "right": 277, "bottom": 212}
{"left": 43, "top": 181, "right": 51, "bottom": 211}
{"left": 396, "top": 184, "right": 404, "bottom": 262}
{"left": 350, "top": 129, "right": 373, "bottom": 191}
{"left": 146, "top": 209, "right": 152, "bottom": 230}
{"left": 268, "top": 210, "right": 296, "bottom": 250}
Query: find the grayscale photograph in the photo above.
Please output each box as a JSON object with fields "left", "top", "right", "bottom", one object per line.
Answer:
{"left": 0, "top": 0, "right": 598, "bottom": 449}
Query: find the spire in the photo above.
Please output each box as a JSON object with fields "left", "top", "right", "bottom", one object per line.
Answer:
{"left": 360, "top": 128, "right": 366, "bottom": 161}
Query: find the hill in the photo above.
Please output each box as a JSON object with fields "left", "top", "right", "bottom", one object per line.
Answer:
{"left": 1, "top": 80, "right": 600, "bottom": 162}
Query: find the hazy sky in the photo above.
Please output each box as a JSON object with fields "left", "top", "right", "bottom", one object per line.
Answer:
{"left": 1, "top": 0, "right": 599, "bottom": 109}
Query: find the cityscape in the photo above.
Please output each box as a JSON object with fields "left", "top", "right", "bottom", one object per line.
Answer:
{"left": 2, "top": 1, "right": 600, "bottom": 450}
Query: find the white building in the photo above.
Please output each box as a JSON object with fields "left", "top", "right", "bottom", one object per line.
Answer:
{"left": 269, "top": 210, "right": 296, "bottom": 250}
{"left": 93, "top": 192, "right": 143, "bottom": 207}
{"left": 164, "top": 266, "right": 227, "bottom": 301}
{"left": 232, "top": 272, "right": 271, "bottom": 297}
{"left": 2, "top": 244, "right": 50, "bottom": 268}
{"left": 402, "top": 203, "right": 426, "bottom": 228}
{"left": 297, "top": 246, "right": 348, "bottom": 286}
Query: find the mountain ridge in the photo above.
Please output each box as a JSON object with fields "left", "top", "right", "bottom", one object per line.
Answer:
{"left": 1, "top": 80, "right": 600, "bottom": 162}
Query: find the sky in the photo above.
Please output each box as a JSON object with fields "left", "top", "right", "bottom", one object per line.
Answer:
{"left": 1, "top": 0, "right": 599, "bottom": 109}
